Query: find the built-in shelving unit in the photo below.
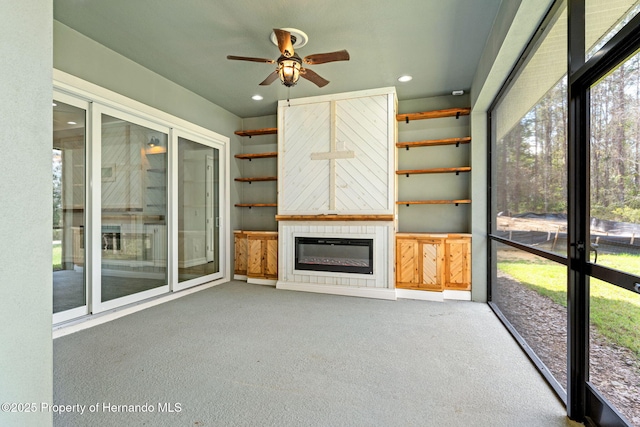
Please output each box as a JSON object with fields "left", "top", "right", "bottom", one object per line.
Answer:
{"left": 396, "top": 136, "right": 471, "bottom": 150}
{"left": 396, "top": 167, "right": 471, "bottom": 177}
{"left": 235, "top": 129, "right": 278, "bottom": 209}
{"left": 145, "top": 151, "right": 166, "bottom": 211}
{"left": 397, "top": 199, "right": 471, "bottom": 206}
{"left": 234, "top": 128, "right": 278, "bottom": 138}
{"left": 396, "top": 108, "right": 471, "bottom": 208}
{"left": 396, "top": 107, "right": 470, "bottom": 123}
{"left": 234, "top": 152, "right": 277, "bottom": 160}
{"left": 234, "top": 176, "right": 277, "bottom": 183}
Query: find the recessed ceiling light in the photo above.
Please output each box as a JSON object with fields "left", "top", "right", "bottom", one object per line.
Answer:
{"left": 67, "top": 121, "right": 77, "bottom": 125}
{"left": 452, "top": 90, "right": 465, "bottom": 96}
{"left": 398, "top": 75, "right": 413, "bottom": 83}
{"left": 252, "top": 95, "right": 264, "bottom": 101}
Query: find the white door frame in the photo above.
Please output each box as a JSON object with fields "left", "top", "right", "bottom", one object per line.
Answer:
{"left": 52, "top": 90, "right": 91, "bottom": 325}
{"left": 172, "top": 130, "right": 225, "bottom": 292}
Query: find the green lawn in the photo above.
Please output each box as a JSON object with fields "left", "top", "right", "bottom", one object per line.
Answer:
{"left": 53, "top": 243, "right": 62, "bottom": 270}
{"left": 498, "top": 254, "right": 640, "bottom": 359}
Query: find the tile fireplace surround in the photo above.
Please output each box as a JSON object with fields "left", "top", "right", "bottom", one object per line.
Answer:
{"left": 276, "top": 219, "right": 396, "bottom": 300}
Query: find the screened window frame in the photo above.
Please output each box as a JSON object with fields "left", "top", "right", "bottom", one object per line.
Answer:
{"left": 487, "top": 1, "right": 640, "bottom": 425}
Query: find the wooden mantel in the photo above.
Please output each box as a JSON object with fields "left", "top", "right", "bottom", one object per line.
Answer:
{"left": 275, "top": 214, "right": 395, "bottom": 221}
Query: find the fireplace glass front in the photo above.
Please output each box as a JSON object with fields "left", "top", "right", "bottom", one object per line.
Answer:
{"left": 295, "top": 237, "right": 373, "bottom": 274}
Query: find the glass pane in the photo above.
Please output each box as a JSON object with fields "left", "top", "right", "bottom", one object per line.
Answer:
{"left": 589, "top": 281, "right": 640, "bottom": 426}
{"left": 53, "top": 100, "right": 86, "bottom": 313}
{"left": 101, "top": 114, "right": 167, "bottom": 301}
{"left": 492, "top": 241, "right": 568, "bottom": 392}
{"left": 178, "top": 137, "right": 220, "bottom": 282}
{"left": 494, "top": 6, "right": 568, "bottom": 256}
{"left": 589, "top": 48, "right": 640, "bottom": 272}
{"left": 589, "top": 47, "right": 640, "bottom": 426}
{"left": 586, "top": 0, "right": 640, "bottom": 59}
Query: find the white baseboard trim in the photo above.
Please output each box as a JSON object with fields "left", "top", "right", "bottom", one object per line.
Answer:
{"left": 276, "top": 281, "right": 396, "bottom": 300}
{"left": 53, "top": 278, "right": 228, "bottom": 338}
{"left": 233, "top": 274, "right": 248, "bottom": 281}
{"left": 395, "top": 288, "right": 444, "bottom": 302}
{"left": 247, "top": 278, "right": 277, "bottom": 286}
{"left": 443, "top": 290, "right": 472, "bottom": 301}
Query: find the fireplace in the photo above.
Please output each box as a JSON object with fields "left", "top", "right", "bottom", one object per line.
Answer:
{"left": 101, "top": 225, "right": 121, "bottom": 251}
{"left": 295, "top": 237, "right": 373, "bottom": 274}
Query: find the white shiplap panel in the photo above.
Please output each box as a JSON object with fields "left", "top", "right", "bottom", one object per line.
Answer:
{"left": 282, "top": 102, "right": 331, "bottom": 212}
{"left": 335, "top": 95, "right": 390, "bottom": 211}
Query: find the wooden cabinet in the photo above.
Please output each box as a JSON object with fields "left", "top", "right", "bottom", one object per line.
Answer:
{"left": 234, "top": 230, "right": 248, "bottom": 278}
{"left": 396, "top": 233, "right": 470, "bottom": 292}
{"left": 245, "top": 231, "right": 278, "bottom": 282}
{"left": 444, "top": 235, "right": 471, "bottom": 290}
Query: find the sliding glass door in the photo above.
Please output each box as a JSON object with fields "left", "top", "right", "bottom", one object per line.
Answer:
{"left": 94, "top": 107, "right": 170, "bottom": 311}
{"left": 52, "top": 94, "right": 89, "bottom": 323}
{"left": 52, "top": 81, "right": 229, "bottom": 323}
{"left": 174, "top": 134, "right": 223, "bottom": 290}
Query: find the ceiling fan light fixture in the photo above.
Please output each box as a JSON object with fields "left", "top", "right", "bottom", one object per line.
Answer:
{"left": 278, "top": 57, "right": 302, "bottom": 87}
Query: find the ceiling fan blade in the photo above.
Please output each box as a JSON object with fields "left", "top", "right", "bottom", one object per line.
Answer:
{"left": 303, "top": 50, "right": 350, "bottom": 65}
{"left": 273, "top": 28, "right": 294, "bottom": 57}
{"left": 259, "top": 71, "right": 279, "bottom": 86}
{"left": 227, "top": 55, "right": 275, "bottom": 64}
{"left": 300, "top": 68, "right": 329, "bottom": 88}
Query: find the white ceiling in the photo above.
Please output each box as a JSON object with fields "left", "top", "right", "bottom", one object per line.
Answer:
{"left": 53, "top": 0, "right": 503, "bottom": 118}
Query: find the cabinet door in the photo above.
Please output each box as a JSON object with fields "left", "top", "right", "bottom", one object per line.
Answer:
{"left": 445, "top": 238, "right": 471, "bottom": 290}
{"left": 265, "top": 237, "right": 278, "bottom": 279}
{"left": 234, "top": 232, "right": 247, "bottom": 275}
{"left": 247, "top": 238, "right": 264, "bottom": 277}
{"left": 396, "top": 238, "right": 419, "bottom": 287}
{"left": 421, "top": 239, "right": 444, "bottom": 291}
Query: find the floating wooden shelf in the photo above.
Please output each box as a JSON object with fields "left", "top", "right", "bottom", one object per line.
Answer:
{"left": 396, "top": 108, "right": 470, "bottom": 123}
{"left": 234, "top": 128, "right": 278, "bottom": 138}
{"left": 396, "top": 137, "right": 471, "bottom": 150}
{"left": 397, "top": 167, "right": 471, "bottom": 176}
{"left": 235, "top": 176, "right": 277, "bottom": 183}
{"left": 234, "top": 152, "right": 277, "bottom": 160}
{"left": 235, "top": 203, "right": 277, "bottom": 208}
{"left": 276, "top": 214, "right": 394, "bottom": 221}
{"left": 397, "top": 199, "right": 471, "bottom": 206}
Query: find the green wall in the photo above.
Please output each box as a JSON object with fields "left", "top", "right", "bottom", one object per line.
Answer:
{"left": 0, "top": 2, "right": 53, "bottom": 426}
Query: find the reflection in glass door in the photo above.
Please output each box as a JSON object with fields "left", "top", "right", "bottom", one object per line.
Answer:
{"left": 100, "top": 113, "right": 168, "bottom": 304}
{"left": 177, "top": 136, "right": 220, "bottom": 286}
{"left": 52, "top": 98, "right": 87, "bottom": 320}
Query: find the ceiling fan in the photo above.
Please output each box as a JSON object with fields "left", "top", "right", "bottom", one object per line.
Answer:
{"left": 227, "top": 28, "right": 350, "bottom": 88}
